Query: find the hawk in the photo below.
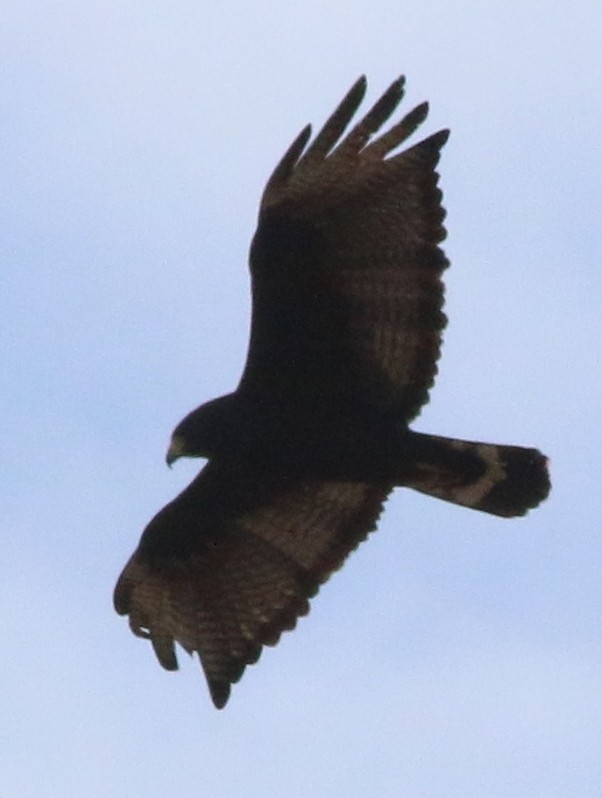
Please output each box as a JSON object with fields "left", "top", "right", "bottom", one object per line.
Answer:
{"left": 114, "top": 76, "right": 550, "bottom": 708}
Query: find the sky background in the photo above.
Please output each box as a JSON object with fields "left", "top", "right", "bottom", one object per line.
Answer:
{"left": 3, "top": 2, "right": 601, "bottom": 796}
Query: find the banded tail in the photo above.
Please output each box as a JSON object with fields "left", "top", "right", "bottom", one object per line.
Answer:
{"left": 402, "top": 431, "right": 550, "bottom": 517}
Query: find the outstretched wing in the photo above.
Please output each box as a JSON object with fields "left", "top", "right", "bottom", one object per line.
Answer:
{"left": 239, "top": 76, "right": 449, "bottom": 421}
{"left": 114, "top": 460, "right": 391, "bottom": 708}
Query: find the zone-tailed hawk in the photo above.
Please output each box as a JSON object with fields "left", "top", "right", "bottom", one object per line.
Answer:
{"left": 115, "top": 76, "right": 550, "bottom": 708}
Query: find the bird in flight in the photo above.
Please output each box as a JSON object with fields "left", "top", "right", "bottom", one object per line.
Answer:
{"left": 114, "top": 76, "right": 550, "bottom": 708}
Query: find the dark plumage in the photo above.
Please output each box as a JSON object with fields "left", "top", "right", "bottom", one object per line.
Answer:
{"left": 114, "top": 76, "right": 550, "bottom": 708}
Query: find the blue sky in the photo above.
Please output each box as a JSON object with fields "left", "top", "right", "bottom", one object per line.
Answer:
{"left": 3, "top": 2, "right": 601, "bottom": 796}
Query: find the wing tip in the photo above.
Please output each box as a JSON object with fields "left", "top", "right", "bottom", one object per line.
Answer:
{"left": 151, "top": 635, "right": 180, "bottom": 671}
{"left": 353, "top": 73, "right": 368, "bottom": 94}
{"left": 390, "top": 73, "right": 406, "bottom": 96}
{"left": 423, "top": 128, "right": 451, "bottom": 153}
{"left": 435, "top": 127, "right": 451, "bottom": 146}
{"left": 209, "top": 679, "right": 231, "bottom": 709}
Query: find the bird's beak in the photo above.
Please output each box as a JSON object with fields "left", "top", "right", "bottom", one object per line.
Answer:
{"left": 166, "top": 435, "right": 186, "bottom": 468}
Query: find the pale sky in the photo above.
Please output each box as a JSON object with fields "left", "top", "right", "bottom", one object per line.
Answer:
{"left": 3, "top": 2, "right": 601, "bottom": 796}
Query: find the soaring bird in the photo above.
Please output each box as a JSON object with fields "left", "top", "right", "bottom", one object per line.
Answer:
{"left": 114, "top": 76, "right": 550, "bottom": 708}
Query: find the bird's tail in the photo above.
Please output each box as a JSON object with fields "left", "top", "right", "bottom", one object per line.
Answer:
{"left": 400, "top": 431, "right": 550, "bottom": 517}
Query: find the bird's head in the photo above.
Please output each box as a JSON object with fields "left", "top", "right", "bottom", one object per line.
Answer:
{"left": 165, "top": 432, "right": 192, "bottom": 467}
{"left": 165, "top": 394, "right": 238, "bottom": 467}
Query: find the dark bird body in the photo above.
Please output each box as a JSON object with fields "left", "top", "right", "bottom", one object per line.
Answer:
{"left": 115, "top": 76, "right": 550, "bottom": 708}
